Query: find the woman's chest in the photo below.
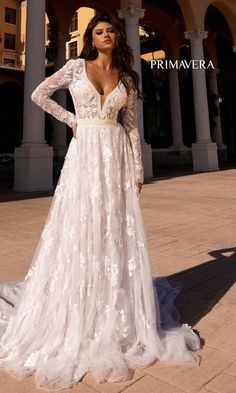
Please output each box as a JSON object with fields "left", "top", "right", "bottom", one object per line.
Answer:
{"left": 69, "top": 77, "right": 127, "bottom": 115}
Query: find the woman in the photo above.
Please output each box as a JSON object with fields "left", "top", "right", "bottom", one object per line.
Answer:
{"left": 0, "top": 11, "right": 200, "bottom": 391}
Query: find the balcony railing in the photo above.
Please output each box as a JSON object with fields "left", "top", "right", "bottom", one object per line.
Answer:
{"left": 0, "top": 61, "right": 24, "bottom": 71}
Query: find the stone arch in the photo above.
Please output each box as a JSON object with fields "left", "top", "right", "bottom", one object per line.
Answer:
{"left": 203, "top": 2, "right": 235, "bottom": 68}
{"left": 46, "top": 0, "right": 118, "bottom": 33}
{"left": 176, "top": 0, "right": 236, "bottom": 42}
{"left": 143, "top": 5, "right": 185, "bottom": 60}
{"left": 179, "top": 0, "right": 236, "bottom": 41}
{"left": 141, "top": 22, "right": 175, "bottom": 60}
{"left": 175, "top": 0, "right": 198, "bottom": 31}
{"left": 203, "top": 0, "right": 236, "bottom": 44}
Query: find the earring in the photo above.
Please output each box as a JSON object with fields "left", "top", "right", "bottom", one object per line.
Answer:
{"left": 92, "top": 42, "right": 95, "bottom": 48}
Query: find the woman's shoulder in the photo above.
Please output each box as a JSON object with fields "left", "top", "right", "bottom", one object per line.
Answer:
{"left": 73, "top": 57, "right": 85, "bottom": 63}
{"left": 63, "top": 57, "right": 84, "bottom": 78}
{"left": 65, "top": 57, "right": 84, "bottom": 67}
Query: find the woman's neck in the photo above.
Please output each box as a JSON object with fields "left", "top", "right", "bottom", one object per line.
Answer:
{"left": 95, "top": 51, "right": 113, "bottom": 70}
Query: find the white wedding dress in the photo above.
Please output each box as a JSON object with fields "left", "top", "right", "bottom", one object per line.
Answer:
{"left": 0, "top": 58, "right": 200, "bottom": 391}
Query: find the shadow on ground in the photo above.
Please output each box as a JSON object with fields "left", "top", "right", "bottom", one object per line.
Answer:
{"left": 149, "top": 163, "right": 236, "bottom": 183}
{"left": 168, "top": 247, "right": 236, "bottom": 326}
{"left": 1, "top": 163, "right": 236, "bottom": 203}
{"left": 0, "top": 181, "right": 54, "bottom": 203}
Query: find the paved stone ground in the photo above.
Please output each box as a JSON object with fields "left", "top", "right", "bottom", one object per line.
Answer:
{"left": 0, "top": 168, "right": 236, "bottom": 393}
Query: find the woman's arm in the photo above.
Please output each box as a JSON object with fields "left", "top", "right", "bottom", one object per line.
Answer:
{"left": 31, "top": 59, "right": 76, "bottom": 128}
{"left": 120, "top": 87, "right": 144, "bottom": 186}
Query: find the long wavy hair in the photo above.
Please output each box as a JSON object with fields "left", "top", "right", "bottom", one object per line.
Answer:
{"left": 79, "top": 11, "right": 142, "bottom": 99}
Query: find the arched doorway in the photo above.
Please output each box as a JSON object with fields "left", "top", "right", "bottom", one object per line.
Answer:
{"left": 0, "top": 82, "right": 23, "bottom": 154}
{"left": 205, "top": 4, "right": 236, "bottom": 162}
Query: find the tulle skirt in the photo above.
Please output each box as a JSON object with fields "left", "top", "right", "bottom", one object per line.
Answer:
{"left": 0, "top": 122, "right": 200, "bottom": 390}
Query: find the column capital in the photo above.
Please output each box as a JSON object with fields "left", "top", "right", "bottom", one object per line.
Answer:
{"left": 184, "top": 29, "right": 208, "bottom": 42}
{"left": 117, "top": 4, "right": 145, "bottom": 20}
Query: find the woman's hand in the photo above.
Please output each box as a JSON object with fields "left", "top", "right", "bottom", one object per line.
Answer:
{"left": 137, "top": 182, "right": 143, "bottom": 194}
{"left": 72, "top": 122, "right": 77, "bottom": 138}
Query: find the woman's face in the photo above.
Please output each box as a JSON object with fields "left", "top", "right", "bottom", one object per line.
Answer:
{"left": 91, "top": 22, "right": 117, "bottom": 52}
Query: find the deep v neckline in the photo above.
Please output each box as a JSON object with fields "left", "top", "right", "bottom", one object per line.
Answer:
{"left": 83, "top": 58, "right": 121, "bottom": 113}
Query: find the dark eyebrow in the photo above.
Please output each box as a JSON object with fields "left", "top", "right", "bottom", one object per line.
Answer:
{"left": 94, "top": 26, "right": 113, "bottom": 32}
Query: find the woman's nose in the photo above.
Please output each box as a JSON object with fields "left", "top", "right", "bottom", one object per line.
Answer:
{"left": 104, "top": 30, "right": 110, "bottom": 38}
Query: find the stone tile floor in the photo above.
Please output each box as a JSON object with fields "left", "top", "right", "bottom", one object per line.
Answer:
{"left": 0, "top": 167, "right": 236, "bottom": 393}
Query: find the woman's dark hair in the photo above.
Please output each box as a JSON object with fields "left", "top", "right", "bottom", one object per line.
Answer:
{"left": 79, "top": 11, "right": 142, "bottom": 99}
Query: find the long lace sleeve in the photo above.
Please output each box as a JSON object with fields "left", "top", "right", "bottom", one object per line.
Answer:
{"left": 120, "top": 87, "right": 144, "bottom": 184}
{"left": 31, "top": 59, "right": 76, "bottom": 128}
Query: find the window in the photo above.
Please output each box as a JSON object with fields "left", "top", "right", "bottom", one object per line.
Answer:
{"left": 69, "top": 41, "right": 77, "bottom": 58}
{"left": 5, "top": 8, "right": 16, "bottom": 24}
{"left": 69, "top": 12, "right": 78, "bottom": 32}
{"left": 3, "top": 58, "right": 16, "bottom": 67}
{"left": 4, "top": 33, "right": 16, "bottom": 50}
{"left": 47, "top": 23, "right": 51, "bottom": 41}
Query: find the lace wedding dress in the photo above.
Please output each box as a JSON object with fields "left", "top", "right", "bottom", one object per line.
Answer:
{"left": 0, "top": 58, "right": 200, "bottom": 391}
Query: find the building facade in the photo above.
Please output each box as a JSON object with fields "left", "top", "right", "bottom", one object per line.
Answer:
{"left": 0, "top": 0, "right": 21, "bottom": 68}
{"left": 0, "top": 1, "right": 94, "bottom": 69}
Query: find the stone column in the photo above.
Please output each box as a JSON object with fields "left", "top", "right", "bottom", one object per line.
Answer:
{"left": 207, "top": 69, "right": 226, "bottom": 150}
{"left": 184, "top": 30, "right": 219, "bottom": 172}
{"left": 53, "top": 32, "right": 71, "bottom": 159}
{"left": 14, "top": 0, "right": 53, "bottom": 191}
{"left": 168, "top": 68, "right": 186, "bottom": 150}
{"left": 118, "top": 2, "right": 153, "bottom": 179}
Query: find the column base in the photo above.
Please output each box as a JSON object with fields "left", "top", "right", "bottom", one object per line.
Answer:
{"left": 169, "top": 144, "right": 188, "bottom": 151}
{"left": 142, "top": 141, "right": 153, "bottom": 180}
{"left": 217, "top": 143, "right": 227, "bottom": 150}
{"left": 14, "top": 145, "right": 54, "bottom": 191}
{"left": 218, "top": 147, "right": 228, "bottom": 163}
{"left": 192, "top": 141, "right": 219, "bottom": 172}
{"left": 53, "top": 147, "right": 68, "bottom": 179}
{"left": 53, "top": 146, "right": 68, "bottom": 158}
{"left": 152, "top": 148, "right": 192, "bottom": 167}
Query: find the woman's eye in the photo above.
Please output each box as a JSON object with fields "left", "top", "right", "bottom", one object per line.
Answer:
{"left": 95, "top": 28, "right": 114, "bottom": 35}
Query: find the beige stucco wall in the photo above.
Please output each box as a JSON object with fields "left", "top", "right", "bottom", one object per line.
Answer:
{"left": 19, "top": 3, "right": 95, "bottom": 67}
{"left": 77, "top": 7, "right": 95, "bottom": 56}
{"left": 0, "top": 1, "right": 95, "bottom": 69}
{"left": 0, "top": 0, "right": 21, "bottom": 67}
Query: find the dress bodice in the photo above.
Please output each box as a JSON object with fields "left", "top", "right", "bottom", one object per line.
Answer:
{"left": 69, "top": 58, "right": 127, "bottom": 121}
{"left": 31, "top": 57, "right": 144, "bottom": 184}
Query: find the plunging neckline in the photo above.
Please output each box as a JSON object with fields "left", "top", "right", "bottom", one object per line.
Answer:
{"left": 82, "top": 58, "right": 121, "bottom": 113}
